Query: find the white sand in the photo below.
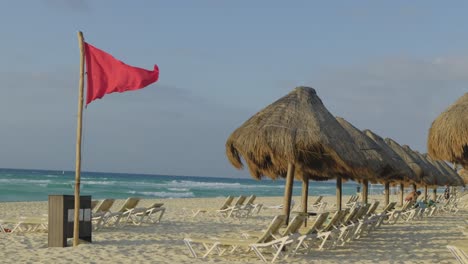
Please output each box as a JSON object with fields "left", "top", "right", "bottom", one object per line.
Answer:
{"left": 0, "top": 194, "right": 466, "bottom": 264}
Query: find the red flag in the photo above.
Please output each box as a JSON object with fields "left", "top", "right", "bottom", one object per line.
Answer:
{"left": 84, "top": 43, "right": 159, "bottom": 105}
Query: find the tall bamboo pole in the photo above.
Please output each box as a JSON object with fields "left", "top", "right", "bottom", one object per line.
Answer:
{"left": 362, "top": 180, "right": 368, "bottom": 204}
{"left": 399, "top": 183, "right": 404, "bottom": 206}
{"left": 301, "top": 174, "right": 309, "bottom": 227}
{"left": 283, "top": 163, "right": 295, "bottom": 225}
{"left": 384, "top": 182, "right": 390, "bottom": 206}
{"left": 73, "top": 31, "right": 85, "bottom": 247}
{"left": 336, "top": 176, "right": 342, "bottom": 211}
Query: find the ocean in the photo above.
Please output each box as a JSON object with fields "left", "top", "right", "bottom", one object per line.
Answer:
{"left": 0, "top": 168, "right": 413, "bottom": 202}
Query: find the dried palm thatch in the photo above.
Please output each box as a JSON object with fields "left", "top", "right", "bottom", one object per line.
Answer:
{"left": 363, "top": 129, "right": 417, "bottom": 184}
{"left": 424, "top": 153, "right": 464, "bottom": 186}
{"left": 440, "top": 162, "right": 465, "bottom": 186}
{"left": 413, "top": 150, "right": 449, "bottom": 186}
{"left": 458, "top": 169, "right": 468, "bottom": 185}
{"left": 225, "top": 86, "right": 370, "bottom": 181}
{"left": 335, "top": 117, "right": 404, "bottom": 183}
{"left": 428, "top": 93, "right": 468, "bottom": 168}
{"left": 384, "top": 138, "right": 424, "bottom": 184}
{"left": 401, "top": 145, "right": 438, "bottom": 186}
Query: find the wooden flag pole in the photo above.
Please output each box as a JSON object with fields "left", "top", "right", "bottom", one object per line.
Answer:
{"left": 73, "top": 31, "right": 85, "bottom": 247}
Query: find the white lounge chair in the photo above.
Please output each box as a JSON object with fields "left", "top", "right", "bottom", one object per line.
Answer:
{"left": 447, "top": 245, "right": 468, "bottom": 264}
{"left": 184, "top": 215, "right": 293, "bottom": 262}
{"left": 292, "top": 212, "right": 330, "bottom": 255}
{"left": 130, "top": 202, "right": 166, "bottom": 225}
{"left": 240, "top": 195, "right": 263, "bottom": 216}
{"left": 99, "top": 197, "right": 141, "bottom": 228}
{"left": 91, "top": 198, "right": 115, "bottom": 230}
{"left": 189, "top": 196, "right": 234, "bottom": 218}
{"left": 310, "top": 196, "right": 327, "bottom": 212}
{"left": 217, "top": 195, "right": 247, "bottom": 218}
{"left": 0, "top": 215, "right": 48, "bottom": 233}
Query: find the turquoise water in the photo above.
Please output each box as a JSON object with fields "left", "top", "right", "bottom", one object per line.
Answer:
{"left": 0, "top": 168, "right": 393, "bottom": 202}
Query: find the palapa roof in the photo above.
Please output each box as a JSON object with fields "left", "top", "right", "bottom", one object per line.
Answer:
{"left": 413, "top": 150, "right": 449, "bottom": 186}
{"left": 400, "top": 145, "right": 438, "bottom": 186}
{"left": 424, "top": 153, "right": 464, "bottom": 186}
{"left": 384, "top": 138, "right": 424, "bottom": 184}
{"left": 363, "top": 129, "right": 417, "bottom": 183}
{"left": 225, "top": 86, "right": 370, "bottom": 181}
{"left": 428, "top": 93, "right": 468, "bottom": 168}
{"left": 335, "top": 117, "right": 404, "bottom": 183}
{"left": 458, "top": 169, "right": 468, "bottom": 185}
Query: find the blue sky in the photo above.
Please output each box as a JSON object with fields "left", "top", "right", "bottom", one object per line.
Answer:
{"left": 0, "top": 1, "right": 466, "bottom": 178}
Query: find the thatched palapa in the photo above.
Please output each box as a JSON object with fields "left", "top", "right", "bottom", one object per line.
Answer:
{"left": 384, "top": 138, "right": 424, "bottom": 184}
{"left": 424, "top": 153, "right": 464, "bottom": 186}
{"left": 335, "top": 117, "right": 404, "bottom": 183}
{"left": 413, "top": 150, "right": 448, "bottom": 186}
{"left": 428, "top": 93, "right": 468, "bottom": 168}
{"left": 363, "top": 130, "right": 417, "bottom": 184}
{"left": 226, "top": 86, "right": 369, "bottom": 181}
{"left": 401, "top": 145, "right": 437, "bottom": 186}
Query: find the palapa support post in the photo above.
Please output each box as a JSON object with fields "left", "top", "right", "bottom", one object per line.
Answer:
{"left": 424, "top": 185, "right": 428, "bottom": 201}
{"left": 399, "top": 183, "right": 404, "bottom": 206}
{"left": 362, "top": 180, "right": 368, "bottom": 204}
{"left": 432, "top": 187, "right": 437, "bottom": 201}
{"left": 384, "top": 182, "right": 390, "bottom": 206}
{"left": 73, "top": 31, "right": 85, "bottom": 247}
{"left": 412, "top": 183, "right": 417, "bottom": 192}
{"left": 301, "top": 173, "right": 309, "bottom": 227}
{"left": 283, "top": 163, "right": 295, "bottom": 225}
{"left": 336, "top": 176, "right": 342, "bottom": 211}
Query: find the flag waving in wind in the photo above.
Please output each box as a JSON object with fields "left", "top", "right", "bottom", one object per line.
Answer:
{"left": 71, "top": 32, "right": 160, "bottom": 247}
{"left": 84, "top": 43, "right": 159, "bottom": 105}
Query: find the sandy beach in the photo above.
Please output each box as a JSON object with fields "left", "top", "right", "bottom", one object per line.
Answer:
{"left": 0, "top": 194, "right": 466, "bottom": 264}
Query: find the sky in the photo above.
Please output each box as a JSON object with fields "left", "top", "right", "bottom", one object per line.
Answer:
{"left": 0, "top": 1, "right": 467, "bottom": 178}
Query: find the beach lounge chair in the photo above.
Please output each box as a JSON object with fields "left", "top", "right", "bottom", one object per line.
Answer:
{"left": 386, "top": 200, "right": 413, "bottom": 224}
{"left": 99, "top": 197, "right": 141, "bottom": 228}
{"left": 190, "top": 196, "right": 234, "bottom": 218}
{"left": 91, "top": 198, "right": 115, "bottom": 230}
{"left": 184, "top": 215, "right": 289, "bottom": 262}
{"left": 373, "top": 202, "right": 397, "bottom": 229}
{"left": 333, "top": 207, "right": 362, "bottom": 245}
{"left": 217, "top": 195, "right": 247, "bottom": 218}
{"left": 345, "top": 195, "right": 360, "bottom": 208}
{"left": 0, "top": 215, "right": 48, "bottom": 233}
{"left": 241, "top": 195, "right": 263, "bottom": 216}
{"left": 316, "top": 210, "right": 348, "bottom": 250}
{"left": 130, "top": 202, "right": 166, "bottom": 225}
{"left": 91, "top": 200, "right": 100, "bottom": 210}
{"left": 291, "top": 212, "right": 330, "bottom": 255}
{"left": 264, "top": 200, "right": 296, "bottom": 210}
{"left": 243, "top": 214, "right": 307, "bottom": 241}
{"left": 447, "top": 245, "right": 468, "bottom": 264}
{"left": 310, "top": 196, "right": 327, "bottom": 212}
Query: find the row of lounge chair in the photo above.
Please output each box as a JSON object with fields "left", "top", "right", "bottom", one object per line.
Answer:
{"left": 184, "top": 200, "right": 396, "bottom": 262}
{"left": 188, "top": 194, "right": 263, "bottom": 218}
{"left": 0, "top": 197, "right": 166, "bottom": 233}
{"left": 184, "top": 192, "right": 468, "bottom": 263}
{"left": 92, "top": 197, "right": 166, "bottom": 230}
